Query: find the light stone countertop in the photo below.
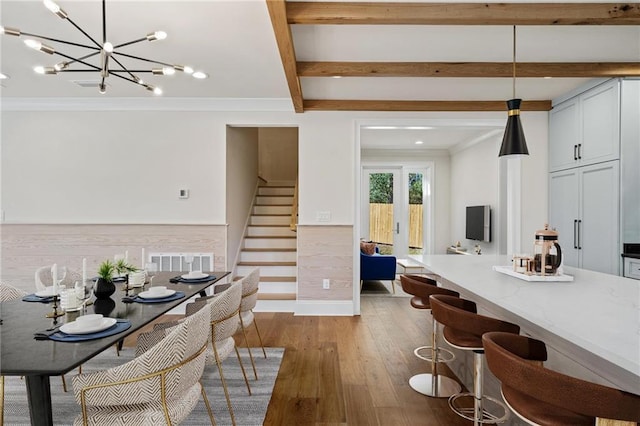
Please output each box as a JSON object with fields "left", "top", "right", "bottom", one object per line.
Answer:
{"left": 409, "top": 254, "right": 640, "bottom": 394}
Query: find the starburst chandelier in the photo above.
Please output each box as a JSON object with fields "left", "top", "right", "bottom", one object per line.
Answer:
{"left": 0, "top": 0, "right": 207, "bottom": 95}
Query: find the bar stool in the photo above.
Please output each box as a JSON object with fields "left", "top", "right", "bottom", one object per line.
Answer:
{"left": 429, "top": 294, "right": 520, "bottom": 425}
{"left": 483, "top": 332, "right": 640, "bottom": 426}
{"left": 399, "top": 274, "right": 462, "bottom": 398}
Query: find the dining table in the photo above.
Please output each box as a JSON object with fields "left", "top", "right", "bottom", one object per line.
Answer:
{"left": 0, "top": 271, "right": 230, "bottom": 426}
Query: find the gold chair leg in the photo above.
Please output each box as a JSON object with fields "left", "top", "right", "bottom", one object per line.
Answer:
{"left": 234, "top": 346, "right": 252, "bottom": 396}
{"left": 238, "top": 314, "right": 258, "bottom": 380}
{"left": 252, "top": 316, "right": 267, "bottom": 358}
{"left": 200, "top": 381, "right": 216, "bottom": 426}
{"left": 212, "top": 344, "right": 236, "bottom": 426}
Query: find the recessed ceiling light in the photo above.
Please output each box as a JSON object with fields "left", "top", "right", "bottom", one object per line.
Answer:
{"left": 363, "top": 126, "right": 398, "bottom": 130}
{"left": 406, "top": 126, "right": 434, "bottom": 130}
{"left": 415, "top": 140, "right": 424, "bottom": 145}
{"left": 0, "top": 72, "right": 8, "bottom": 79}
{"left": 544, "top": 76, "right": 553, "bottom": 79}
{"left": 332, "top": 76, "right": 342, "bottom": 79}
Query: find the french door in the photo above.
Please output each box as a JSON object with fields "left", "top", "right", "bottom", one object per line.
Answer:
{"left": 361, "top": 166, "right": 429, "bottom": 259}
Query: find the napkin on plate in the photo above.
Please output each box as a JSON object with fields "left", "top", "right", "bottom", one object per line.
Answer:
{"left": 122, "top": 291, "right": 186, "bottom": 304}
{"left": 22, "top": 294, "right": 55, "bottom": 303}
{"left": 169, "top": 275, "right": 216, "bottom": 284}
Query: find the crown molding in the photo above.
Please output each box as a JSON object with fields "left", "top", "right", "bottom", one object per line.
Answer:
{"left": 0, "top": 97, "right": 294, "bottom": 112}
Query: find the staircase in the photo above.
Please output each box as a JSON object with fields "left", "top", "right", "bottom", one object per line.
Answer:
{"left": 236, "top": 181, "right": 297, "bottom": 310}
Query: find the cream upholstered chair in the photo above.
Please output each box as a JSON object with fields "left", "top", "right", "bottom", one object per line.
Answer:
{"left": 71, "top": 304, "right": 213, "bottom": 426}
{"left": 0, "top": 282, "right": 28, "bottom": 426}
{"left": 237, "top": 267, "right": 267, "bottom": 380}
{"left": 34, "top": 265, "right": 82, "bottom": 292}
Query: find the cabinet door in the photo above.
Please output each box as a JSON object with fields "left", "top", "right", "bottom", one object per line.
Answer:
{"left": 549, "top": 169, "right": 580, "bottom": 268}
{"left": 581, "top": 80, "right": 620, "bottom": 166}
{"left": 549, "top": 98, "right": 580, "bottom": 172}
{"left": 580, "top": 161, "right": 620, "bottom": 275}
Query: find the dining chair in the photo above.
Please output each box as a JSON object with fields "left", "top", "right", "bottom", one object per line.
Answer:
{"left": 237, "top": 267, "right": 267, "bottom": 380}
{"left": 71, "top": 302, "right": 214, "bottom": 426}
{"left": 143, "top": 283, "right": 251, "bottom": 426}
{"left": 34, "top": 265, "right": 81, "bottom": 291}
{"left": 0, "top": 282, "right": 28, "bottom": 426}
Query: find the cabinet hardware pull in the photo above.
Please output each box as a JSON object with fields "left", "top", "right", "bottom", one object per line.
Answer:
{"left": 574, "top": 219, "right": 578, "bottom": 249}
{"left": 574, "top": 145, "right": 578, "bottom": 161}
{"left": 396, "top": 222, "right": 400, "bottom": 234}
{"left": 577, "top": 219, "right": 582, "bottom": 249}
{"left": 578, "top": 143, "right": 582, "bottom": 160}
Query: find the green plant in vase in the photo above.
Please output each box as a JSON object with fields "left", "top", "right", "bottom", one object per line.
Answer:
{"left": 94, "top": 260, "right": 116, "bottom": 299}
{"left": 114, "top": 259, "right": 138, "bottom": 277}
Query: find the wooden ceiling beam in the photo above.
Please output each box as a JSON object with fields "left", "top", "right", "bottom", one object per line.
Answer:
{"left": 266, "top": 0, "right": 304, "bottom": 113}
{"left": 303, "top": 99, "right": 553, "bottom": 112}
{"left": 286, "top": 2, "right": 640, "bottom": 25}
{"left": 298, "top": 61, "right": 640, "bottom": 78}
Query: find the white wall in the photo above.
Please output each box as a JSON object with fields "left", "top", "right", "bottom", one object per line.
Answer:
{"left": 450, "top": 135, "right": 500, "bottom": 254}
{"left": 226, "top": 126, "right": 259, "bottom": 271}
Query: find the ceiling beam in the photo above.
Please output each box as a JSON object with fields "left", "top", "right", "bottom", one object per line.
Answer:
{"left": 266, "top": 0, "right": 304, "bottom": 113}
{"left": 303, "top": 99, "right": 553, "bottom": 112}
{"left": 298, "top": 61, "right": 640, "bottom": 78}
{"left": 286, "top": 2, "right": 640, "bottom": 25}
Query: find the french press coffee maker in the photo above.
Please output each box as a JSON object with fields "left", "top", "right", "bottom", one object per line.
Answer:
{"left": 534, "top": 224, "right": 562, "bottom": 276}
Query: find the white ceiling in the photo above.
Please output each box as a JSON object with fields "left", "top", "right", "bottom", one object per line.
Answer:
{"left": 2, "top": 0, "right": 639, "bottom": 151}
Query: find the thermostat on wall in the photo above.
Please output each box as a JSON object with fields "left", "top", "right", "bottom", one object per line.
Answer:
{"left": 179, "top": 189, "right": 189, "bottom": 199}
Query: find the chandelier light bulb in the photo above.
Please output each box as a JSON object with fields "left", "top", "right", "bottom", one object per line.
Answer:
{"left": 0, "top": 73, "right": 8, "bottom": 79}
{"left": 43, "top": 0, "right": 60, "bottom": 13}
{"left": 24, "top": 39, "right": 41, "bottom": 50}
{"left": 54, "top": 61, "right": 68, "bottom": 71}
{"left": 147, "top": 31, "right": 167, "bottom": 41}
{"left": 103, "top": 42, "right": 113, "bottom": 53}
{"left": 0, "top": 26, "right": 21, "bottom": 37}
{"left": 183, "top": 66, "right": 194, "bottom": 74}
{"left": 153, "top": 86, "right": 163, "bottom": 95}
{"left": 34, "top": 65, "right": 56, "bottom": 75}
{"left": 192, "top": 71, "right": 208, "bottom": 79}
{"left": 162, "top": 66, "right": 175, "bottom": 76}
{"left": 99, "top": 83, "right": 106, "bottom": 94}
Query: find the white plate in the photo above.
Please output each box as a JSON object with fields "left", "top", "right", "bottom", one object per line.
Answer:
{"left": 35, "top": 287, "right": 58, "bottom": 297}
{"left": 181, "top": 272, "right": 208, "bottom": 280}
{"left": 60, "top": 318, "right": 117, "bottom": 335}
{"left": 137, "top": 289, "right": 176, "bottom": 299}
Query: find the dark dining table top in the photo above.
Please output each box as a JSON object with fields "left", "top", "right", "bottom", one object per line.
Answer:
{"left": 0, "top": 271, "right": 230, "bottom": 377}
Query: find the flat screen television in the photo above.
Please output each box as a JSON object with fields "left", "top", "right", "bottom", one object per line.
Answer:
{"left": 466, "top": 205, "right": 491, "bottom": 242}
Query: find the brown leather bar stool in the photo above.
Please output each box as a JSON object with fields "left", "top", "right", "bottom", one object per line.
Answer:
{"left": 399, "top": 274, "right": 462, "bottom": 398}
{"left": 483, "top": 332, "right": 640, "bottom": 426}
{"left": 429, "top": 294, "right": 520, "bottom": 425}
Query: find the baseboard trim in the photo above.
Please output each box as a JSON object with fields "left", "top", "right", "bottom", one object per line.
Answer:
{"left": 294, "top": 300, "right": 355, "bottom": 316}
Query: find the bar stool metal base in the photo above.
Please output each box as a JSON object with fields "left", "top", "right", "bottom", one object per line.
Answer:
{"left": 409, "top": 373, "right": 461, "bottom": 398}
{"left": 448, "top": 393, "right": 510, "bottom": 424}
{"left": 414, "top": 345, "right": 456, "bottom": 364}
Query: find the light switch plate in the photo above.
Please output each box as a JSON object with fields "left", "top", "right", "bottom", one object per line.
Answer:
{"left": 316, "top": 211, "right": 331, "bottom": 222}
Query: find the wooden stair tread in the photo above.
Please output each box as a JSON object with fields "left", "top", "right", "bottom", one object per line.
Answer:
{"left": 245, "top": 236, "right": 296, "bottom": 239}
{"left": 238, "top": 261, "right": 296, "bottom": 266}
{"left": 252, "top": 214, "right": 290, "bottom": 217}
{"left": 248, "top": 224, "right": 291, "bottom": 228}
{"left": 260, "top": 276, "right": 297, "bottom": 282}
{"left": 253, "top": 203, "right": 293, "bottom": 207}
{"left": 242, "top": 248, "right": 296, "bottom": 252}
{"left": 258, "top": 293, "right": 296, "bottom": 300}
{"left": 259, "top": 186, "right": 294, "bottom": 189}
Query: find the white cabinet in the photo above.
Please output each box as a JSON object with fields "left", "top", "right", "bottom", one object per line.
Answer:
{"left": 549, "top": 80, "right": 620, "bottom": 172}
{"left": 549, "top": 161, "right": 620, "bottom": 275}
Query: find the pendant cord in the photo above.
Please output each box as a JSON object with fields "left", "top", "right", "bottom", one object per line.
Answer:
{"left": 512, "top": 25, "right": 516, "bottom": 99}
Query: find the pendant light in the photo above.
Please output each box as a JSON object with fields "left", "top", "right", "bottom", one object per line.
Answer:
{"left": 499, "top": 26, "right": 529, "bottom": 157}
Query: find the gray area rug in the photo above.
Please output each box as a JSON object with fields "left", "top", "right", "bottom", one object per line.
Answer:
{"left": 3, "top": 347, "right": 284, "bottom": 426}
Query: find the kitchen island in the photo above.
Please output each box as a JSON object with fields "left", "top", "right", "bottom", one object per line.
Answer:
{"left": 409, "top": 255, "right": 639, "bottom": 396}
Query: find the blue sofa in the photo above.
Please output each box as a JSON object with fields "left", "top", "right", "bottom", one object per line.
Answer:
{"left": 360, "top": 249, "right": 397, "bottom": 294}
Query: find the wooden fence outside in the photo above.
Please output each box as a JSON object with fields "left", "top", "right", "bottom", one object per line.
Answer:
{"left": 369, "top": 203, "right": 423, "bottom": 248}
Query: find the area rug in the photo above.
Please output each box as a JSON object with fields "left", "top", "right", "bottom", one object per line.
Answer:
{"left": 3, "top": 347, "right": 284, "bottom": 426}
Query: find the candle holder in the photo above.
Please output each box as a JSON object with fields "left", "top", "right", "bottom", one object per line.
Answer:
{"left": 45, "top": 295, "right": 64, "bottom": 319}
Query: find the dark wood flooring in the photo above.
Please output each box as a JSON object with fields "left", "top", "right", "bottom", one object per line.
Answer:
{"left": 124, "top": 295, "right": 468, "bottom": 425}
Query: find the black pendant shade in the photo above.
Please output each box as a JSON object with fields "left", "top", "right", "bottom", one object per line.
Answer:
{"left": 499, "top": 98, "right": 529, "bottom": 157}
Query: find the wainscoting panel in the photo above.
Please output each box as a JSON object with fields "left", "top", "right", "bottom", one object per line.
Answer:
{"left": 297, "top": 225, "right": 353, "bottom": 301}
{"left": 0, "top": 224, "right": 227, "bottom": 293}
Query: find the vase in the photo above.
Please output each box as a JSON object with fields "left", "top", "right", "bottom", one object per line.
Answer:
{"left": 94, "top": 278, "right": 116, "bottom": 299}
{"left": 93, "top": 297, "right": 116, "bottom": 316}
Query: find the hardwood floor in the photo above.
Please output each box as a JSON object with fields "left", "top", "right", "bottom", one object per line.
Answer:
{"left": 123, "top": 295, "right": 468, "bottom": 425}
